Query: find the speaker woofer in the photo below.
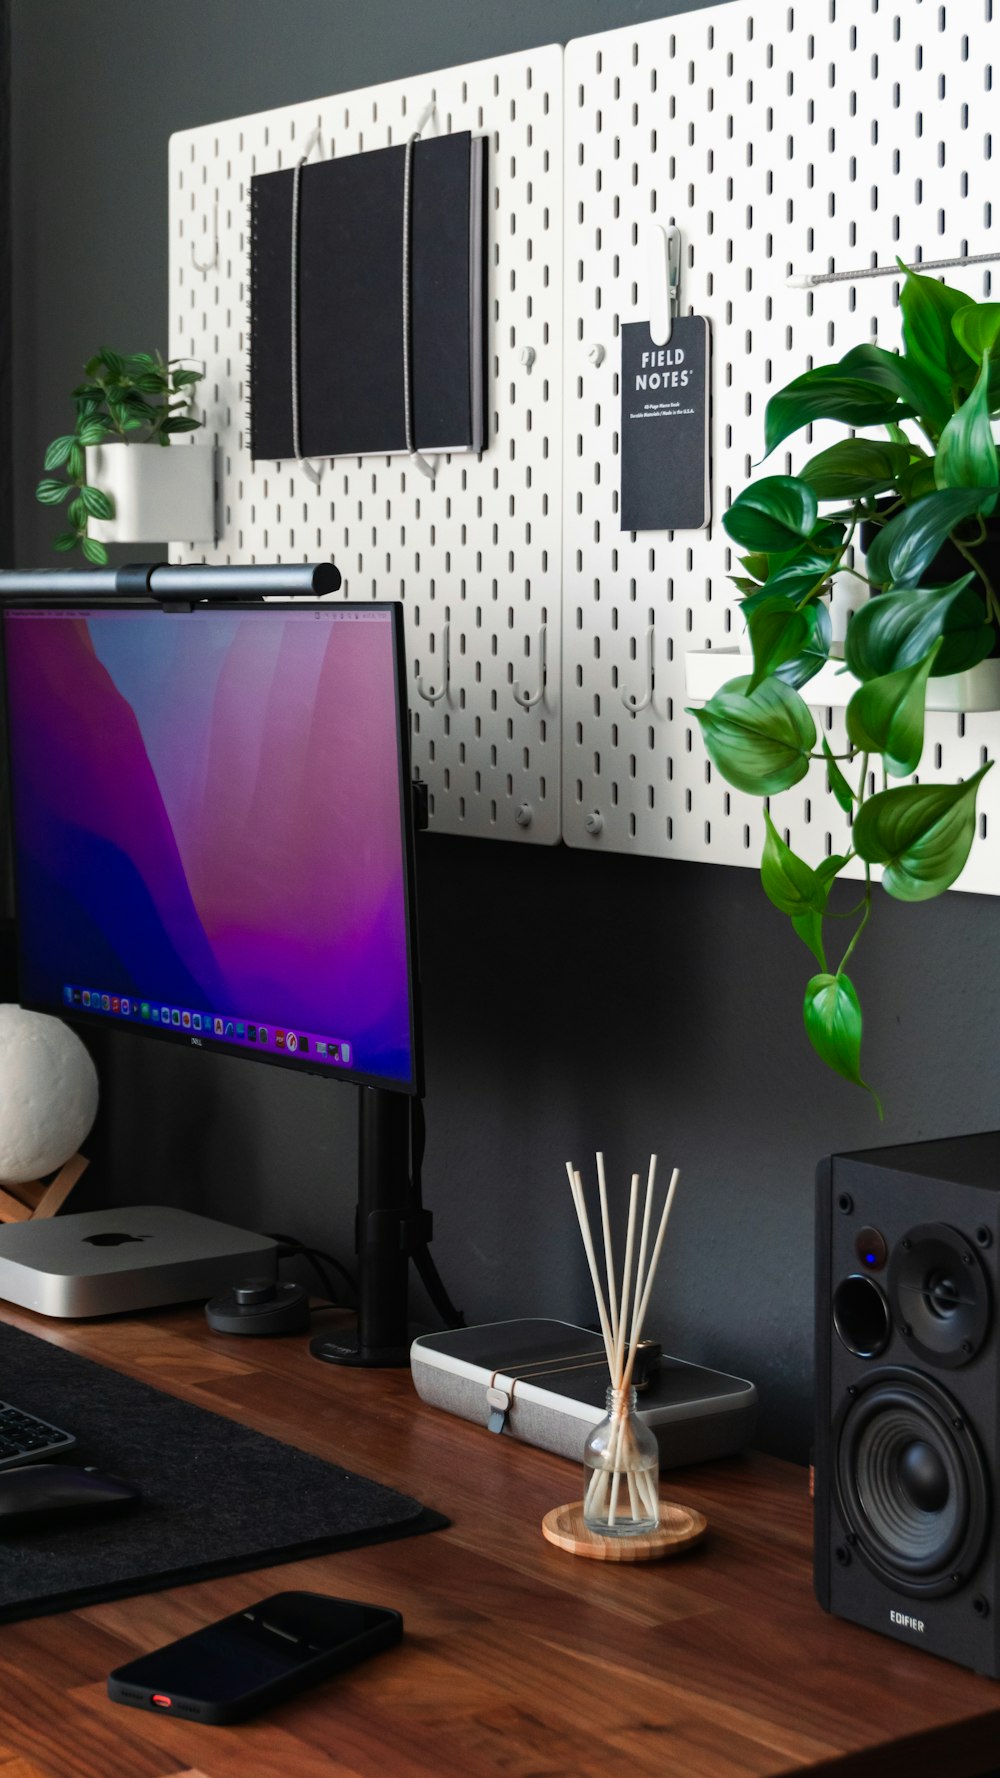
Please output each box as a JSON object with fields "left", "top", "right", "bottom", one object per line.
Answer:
{"left": 887, "top": 1223, "right": 990, "bottom": 1367}
{"left": 834, "top": 1368, "right": 990, "bottom": 1598}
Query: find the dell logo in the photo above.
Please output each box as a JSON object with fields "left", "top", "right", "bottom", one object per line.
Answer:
{"left": 890, "top": 1610, "right": 925, "bottom": 1634}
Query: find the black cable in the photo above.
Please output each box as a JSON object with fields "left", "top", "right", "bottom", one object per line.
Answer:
{"left": 407, "top": 1097, "right": 466, "bottom": 1330}
{"left": 265, "top": 1231, "right": 358, "bottom": 1309}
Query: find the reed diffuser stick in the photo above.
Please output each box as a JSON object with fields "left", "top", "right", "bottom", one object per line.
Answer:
{"left": 567, "top": 1153, "right": 680, "bottom": 1532}
{"left": 565, "top": 1162, "right": 616, "bottom": 1376}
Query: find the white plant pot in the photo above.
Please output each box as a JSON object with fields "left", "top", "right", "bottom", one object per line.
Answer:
{"left": 684, "top": 646, "right": 1000, "bottom": 714}
{"left": 86, "top": 441, "right": 216, "bottom": 545}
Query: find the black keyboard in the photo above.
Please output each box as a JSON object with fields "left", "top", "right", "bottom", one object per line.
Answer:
{"left": 0, "top": 1400, "right": 76, "bottom": 1468}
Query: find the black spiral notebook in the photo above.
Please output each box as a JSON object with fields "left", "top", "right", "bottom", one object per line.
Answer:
{"left": 250, "top": 132, "right": 487, "bottom": 462}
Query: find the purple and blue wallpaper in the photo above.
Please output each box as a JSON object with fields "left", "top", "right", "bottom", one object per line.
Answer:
{"left": 3, "top": 605, "right": 415, "bottom": 1087}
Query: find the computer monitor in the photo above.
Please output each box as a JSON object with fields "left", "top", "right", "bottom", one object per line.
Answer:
{"left": 1, "top": 588, "right": 426, "bottom": 1362}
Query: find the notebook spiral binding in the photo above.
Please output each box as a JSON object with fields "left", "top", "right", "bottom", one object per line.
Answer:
{"left": 246, "top": 187, "right": 257, "bottom": 459}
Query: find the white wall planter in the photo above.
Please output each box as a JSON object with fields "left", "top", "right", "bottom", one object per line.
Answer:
{"left": 684, "top": 647, "right": 1000, "bottom": 716}
{"left": 87, "top": 442, "right": 215, "bottom": 545}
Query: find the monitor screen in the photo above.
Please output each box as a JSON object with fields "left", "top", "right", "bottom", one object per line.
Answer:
{"left": 2, "top": 600, "right": 419, "bottom": 1093}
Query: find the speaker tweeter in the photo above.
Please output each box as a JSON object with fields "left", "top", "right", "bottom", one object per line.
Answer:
{"left": 887, "top": 1223, "right": 990, "bottom": 1368}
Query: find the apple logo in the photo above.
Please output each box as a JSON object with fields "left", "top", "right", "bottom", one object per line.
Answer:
{"left": 82, "top": 1232, "right": 151, "bottom": 1247}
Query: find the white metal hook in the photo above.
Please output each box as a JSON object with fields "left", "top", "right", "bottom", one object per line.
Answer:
{"left": 621, "top": 626, "right": 655, "bottom": 716}
{"left": 646, "top": 226, "right": 681, "bottom": 346}
{"left": 512, "top": 625, "right": 547, "bottom": 710}
{"left": 410, "top": 98, "right": 437, "bottom": 139}
{"left": 415, "top": 622, "right": 450, "bottom": 704}
{"left": 298, "top": 124, "right": 325, "bottom": 166}
{"left": 191, "top": 202, "right": 218, "bottom": 275}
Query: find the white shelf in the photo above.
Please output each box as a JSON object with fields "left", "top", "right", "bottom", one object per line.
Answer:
{"left": 685, "top": 648, "right": 1000, "bottom": 717}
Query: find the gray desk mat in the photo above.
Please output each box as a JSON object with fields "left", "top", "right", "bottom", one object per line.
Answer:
{"left": 0, "top": 1322, "right": 445, "bottom": 1623}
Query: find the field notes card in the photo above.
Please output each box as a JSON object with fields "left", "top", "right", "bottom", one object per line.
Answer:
{"left": 620, "top": 316, "right": 711, "bottom": 531}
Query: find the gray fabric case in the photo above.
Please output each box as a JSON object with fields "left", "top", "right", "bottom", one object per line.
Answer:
{"left": 410, "top": 1318, "right": 757, "bottom": 1468}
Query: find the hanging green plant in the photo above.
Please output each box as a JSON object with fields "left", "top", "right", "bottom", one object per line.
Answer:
{"left": 36, "top": 350, "right": 204, "bottom": 564}
{"left": 687, "top": 266, "right": 999, "bottom": 1112}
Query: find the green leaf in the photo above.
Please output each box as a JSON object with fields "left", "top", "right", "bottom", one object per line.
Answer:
{"left": 852, "top": 762, "right": 993, "bottom": 899}
{"left": 35, "top": 478, "right": 70, "bottom": 506}
{"left": 844, "top": 576, "right": 993, "bottom": 681}
{"left": 898, "top": 265, "right": 977, "bottom": 389}
{"left": 799, "top": 438, "right": 912, "bottom": 501}
{"left": 160, "top": 416, "right": 202, "bottom": 433}
{"left": 171, "top": 368, "right": 203, "bottom": 387}
{"left": 763, "top": 369, "right": 910, "bottom": 456}
{"left": 760, "top": 810, "right": 827, "bottom": 915}
{"left": 687, "top": 675, "right": 816, "bottom": 796}
{"left": 746, "top": 597, "right": 821, "bottom": 694}
{"left": 934, "top": 353, "right": 999, "bottom": 515}
{"left": 67, "top": 443, "right": 85, "bottom": 482}
{"left": 845, "top": 641, "right": 942, "bottom": 777}
{"left": 837, "top": 342, "right": 952, "bottom": 431}
{"left": 803, "top": 972, "right": 881, "bottom": 1111}
{"left": 81, "top": 536, "right": 109, "bottom": 565}
{"left": 78, "top": 485, "right": 114, "bottom": 520}
{"left": 724, "top": 477, "right": 818, "bottom": 551}
{"left": 791, "top": 909, "right": 827, "bottom": 971}
{"left": 53, "top": 531, "right": 79, "bottom": 552}
{"left": 757, "top": 546, "right": 841, "bottom": 606}
{"left": 133, "top": 372, "right": 168, "bottom": 394}
{"left": 822, "top": 735, "right": 855, "bottom": 812}
{"left": 952, "top": 304, "right": 1000, "bottom": 365}
{"left": 76, "top": 419, "right": 106, "bottom": 447}
{"left": 67, "top": 497, "right": 86, "bottom": 529}
{"left": 864, "top": 486, "right": 993, "bottom": 587}
{"left": 773, "top": 600, "right": 832, "bottom": 690}
{"left": 739, "top": 553, "right": 770, "bottom": 583}
{"left": 98, "top": 348, "right": 125, "bottom": 377}
{"left": 897, "top": 456, "right": 938, "bottom": 502}
{"left": 43, "top": 434, "right": 76, "bottom": 471}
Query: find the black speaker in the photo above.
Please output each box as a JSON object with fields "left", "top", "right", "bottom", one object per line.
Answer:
{"left": 815, "top": 1132, "right": 1000, "bottom": 1675}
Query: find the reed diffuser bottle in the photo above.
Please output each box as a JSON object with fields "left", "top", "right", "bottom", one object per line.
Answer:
{"left": 583, "top": 1384, "right": 660, "bottom": 1536}
{"left": 566, "top": 1153, "right": 680, "bottom": 1541}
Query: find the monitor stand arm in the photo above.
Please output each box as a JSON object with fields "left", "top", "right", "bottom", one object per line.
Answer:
{"left": 309, "top": 1086, "right": 428, "bottom": 1368}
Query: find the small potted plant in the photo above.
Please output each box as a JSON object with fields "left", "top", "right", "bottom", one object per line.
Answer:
{"left": 36, "top": 350, "right": 214, "bottom": 563}
{"left": 688, "top": 266, "right": 999, "bottom": 1110}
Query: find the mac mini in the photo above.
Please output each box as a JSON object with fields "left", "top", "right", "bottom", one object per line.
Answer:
{"left": 0, "top": 1207, "right": 278, "bottom": 1318}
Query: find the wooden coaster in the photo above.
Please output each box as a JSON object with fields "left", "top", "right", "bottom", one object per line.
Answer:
{"left": 541, "top": 1499, "right": 707, "bottom": 1562}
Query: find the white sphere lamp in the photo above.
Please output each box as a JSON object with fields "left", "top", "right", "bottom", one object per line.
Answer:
{"left": 0, "top": 1005, "right": 99, "bottom": 1189}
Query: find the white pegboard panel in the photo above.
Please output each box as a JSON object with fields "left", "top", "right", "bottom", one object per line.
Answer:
{"left": 562, "top": 0, "right": 1000, "bottom": 894}
{"left": 168, "top": 47, "right": 563, "bottom": 845}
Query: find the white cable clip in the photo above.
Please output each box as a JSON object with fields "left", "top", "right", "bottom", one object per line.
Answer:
{"left": 646, "top": 225, "right": 681, "bottom": 346}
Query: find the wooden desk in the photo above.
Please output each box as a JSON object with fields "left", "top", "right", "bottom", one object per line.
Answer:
{"left": 0, "top": 1303, "right": 997, "bottom": 1778}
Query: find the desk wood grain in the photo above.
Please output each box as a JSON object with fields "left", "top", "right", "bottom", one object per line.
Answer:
{"left": 0, "top": 1302, "right": 997, "bottom": 1778}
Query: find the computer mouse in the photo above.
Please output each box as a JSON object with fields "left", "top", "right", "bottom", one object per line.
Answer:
{"left": 0, "top": 1463, "right": 141, "bottom": 1531}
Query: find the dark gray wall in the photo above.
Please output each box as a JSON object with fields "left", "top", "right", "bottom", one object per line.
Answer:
{"left": 8, "top": 0, "right": 1000, "bottom": 1461}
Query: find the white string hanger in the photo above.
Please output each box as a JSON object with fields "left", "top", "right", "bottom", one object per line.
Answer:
{"left": 290, "top": 124, "right": 327, "bottom": 489}
{"left": 401, "top": 98, "right": 439, "bottom": 482}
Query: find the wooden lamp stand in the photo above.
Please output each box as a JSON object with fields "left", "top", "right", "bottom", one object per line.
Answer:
{"left": 0, "top": 1153, "right": 89, "bottom": 1224}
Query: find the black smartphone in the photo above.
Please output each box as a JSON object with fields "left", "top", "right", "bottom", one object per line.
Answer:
{"left": 107, "top": 1590, "right": 403, "bottom": 1725}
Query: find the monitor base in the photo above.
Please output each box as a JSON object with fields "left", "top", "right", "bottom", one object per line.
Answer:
{"left": 309, "top": 1324, "right": 412, "bottom": 1368}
